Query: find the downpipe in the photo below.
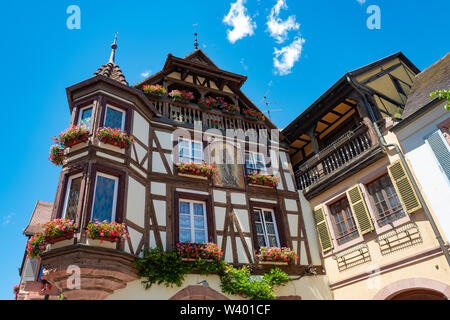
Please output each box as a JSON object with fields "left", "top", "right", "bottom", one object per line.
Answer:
{"left": 346, "top": 76, "right": 450, "bottom": 266}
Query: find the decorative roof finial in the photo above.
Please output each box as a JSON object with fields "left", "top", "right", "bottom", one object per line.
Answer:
{"left": 109, "top": 32, "right": 118, "bottom": 64}
{"left": 193, "top": 24, "right": 198, "bottom": 50}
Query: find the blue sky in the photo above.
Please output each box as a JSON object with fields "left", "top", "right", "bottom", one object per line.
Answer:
{"left": 0, "top": 0, "right": 447, "bottom": 299}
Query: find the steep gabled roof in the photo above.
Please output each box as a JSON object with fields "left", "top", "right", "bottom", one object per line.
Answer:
{"left": 400, "top": 53, "right": 450, "bottom": 121}
{"left": 24, "top": 201, "right": 53, "bottom": 236}
{"left": 183, "top": 49, "right": 219, "bottom": 69}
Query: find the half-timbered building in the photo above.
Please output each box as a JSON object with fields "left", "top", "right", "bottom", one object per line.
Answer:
{"left": 16, "top": 37, "right": 331, "bottom": 300}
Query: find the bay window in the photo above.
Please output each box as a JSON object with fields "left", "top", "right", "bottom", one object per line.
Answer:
{"left": 62, "top": 173, "right": 83, "bottom": 220}
{"left": 91, "top": 173, "right": 119, "bottom": 223}
{"left": 78, "top": 105, "right": 93, "bottom": 130}
{"left": 104, "top": 104, "right": 126, "bottom": 130}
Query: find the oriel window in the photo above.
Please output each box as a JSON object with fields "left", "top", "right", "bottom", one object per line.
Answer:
{"left": 78, "top": 105, "right": 93, "bottom": 130}
{"left": 104, "top": 105, "right": 125, "bottom": 130}
{"left": 91, "top": 173, "right": 119, "bottom": 223}
{"left": 62, "top": 173, "right": 83, "bottom": 220}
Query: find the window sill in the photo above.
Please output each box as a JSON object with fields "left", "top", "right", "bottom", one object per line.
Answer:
{"left": 373, "top": 215, "right": 411, "bottom": 235}
{"left": 248, "top": 183, "right": 276, "bottom": 189}
{"left": 178, "top": 173, "right": 209, "bottom": 180}
{"left": 323, "top": 236, "right": 365, "bottom": 259}
{"left": 259, "top": 261, "right": 289, "bottom": 266}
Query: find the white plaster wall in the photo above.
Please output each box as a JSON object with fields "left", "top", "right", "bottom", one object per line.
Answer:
{"left": 153, "top": 200, "right": 166, "bottom": 227}
{"left": 132, "top": 111, "right": 149, "bottom": 145}
{"left": 284, "top": 172, "right": 295, "bottom": 192}
{"left": 155, "top": 130, "right": 173, "bottom": 150}
{"left": 230, "top": 193, "right": 246, "bottom": 205}
{"left": 126, "top": 176, "right": 146, "bottom": 228}
{"left": 298, "top": 191, "right": 322, "bottom": 265}
{"left": 234, "top": 209, "right": 250, "bottom": 233}
{"left": 151, "top": 182, "right": 166, "bottom": 196}
{"left": 214, "top": 207, "right": 226, "bottom": 230}
{"left": 396, "top": 104, "right": 450, "bottom": 242}
{"left": 152, "top": 152, "right": 166, "bottom": 174}
{"left": 213, "top": 190, "right": 226, "bottom": 203}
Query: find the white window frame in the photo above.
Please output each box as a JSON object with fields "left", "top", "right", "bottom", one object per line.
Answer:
{"left": 253, "top": 207, "right": 280, "bottom": 248}
{"left": 178, "top": 138, "right": 204, "bottom": 164}
{"left": 179, "top": 199, "right": 208, "bottom": 243}
{"left": 78, "top": 105, "right": 94, "bottom": 130}
{"left": 245, "top": 152, "right": 267, "bottom": 174}
{"left": 91, "top": 172, "right": 119, "bottom": 223}
{"left": 104, "top": 104, "right": 126, "bottom": 130}
{"left": 62, "top": 173, "right": 83, "bottom": 219}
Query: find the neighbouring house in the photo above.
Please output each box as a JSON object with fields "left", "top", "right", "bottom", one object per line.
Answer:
{"left": 282, "top": 52, "right": 450, "bottom": 300}
{"left": 16, "top": 37, "right": 332, "bottom": 300}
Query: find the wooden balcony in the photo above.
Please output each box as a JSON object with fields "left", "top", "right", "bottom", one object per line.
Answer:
{"left": 294, "top": 124, "right": 385, "bottom": 199}
{"left": 146, "top": 94, "right": 270, "bottom": 140}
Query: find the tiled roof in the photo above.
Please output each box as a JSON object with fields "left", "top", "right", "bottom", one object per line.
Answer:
{"left": 24, "top": 201, "right": 53, "bottom": 236}
{"left": 94, "top": 62, "right": 129, "bottom": 86}
{"left": 402, "top": 53, "right": 450, "bottom": 120}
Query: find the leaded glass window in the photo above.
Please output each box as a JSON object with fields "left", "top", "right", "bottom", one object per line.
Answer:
{"left": 245, "top": 152, "right": 267, "bottom": 174}
{"left": 179, "top": 199, "right": 207, "bottom": 243}
{"left": 78, "top": 106, "right": 93, "bottom": 129}
{"left": 91, "top": 173, "right": 118, "bottom": 223}
{"left": 178, "top": 138, "right": 204, "bottom": 163}
{"left": 62, "top": 174, "right": 82, "bottom": 220}
{"left": 104, "top": 105, "right": 125, "bottom": 130}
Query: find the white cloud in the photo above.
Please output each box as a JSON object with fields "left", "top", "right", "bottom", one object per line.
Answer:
{"left": 240, "top": 58, "right": 248, "bottom": 70}
{"left": 2, "top": 213, "right": 15, "bottom": 226}
{"left": 223, "top": 0, "right": 257, "bottom": 44}
{"left": 357, "top": 0, "right": 366, "bottom": 4}
{"left": 140, "top": 70, "right": 151, "bottom": 77}
{"left": 273, "top": 37, "right": 305, "bottom": 75}
{"left": 266, "top": 0, "right": 299, "bottom": 43}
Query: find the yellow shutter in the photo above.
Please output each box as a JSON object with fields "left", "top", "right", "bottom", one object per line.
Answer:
{"left": 387, "top": 160, "right": 422, "bottom": 214}
{"left": 346, "top": 184, "right": 374, "bottom": 235}
{"left": 313, "top": 206, "right": 333, "bottom": 253}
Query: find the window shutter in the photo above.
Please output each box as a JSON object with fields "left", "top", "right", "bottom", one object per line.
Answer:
{"left": 346, "top": 184, "right": 374, "bottom": 235}
{"left": 426, "top": 130, "right": 450, "bottom": 182}
{"left": 313, "top": 206, "right": 333, "bottom": 252}
{"left": 387, "top": 160, "right": 422, "bottom": 214}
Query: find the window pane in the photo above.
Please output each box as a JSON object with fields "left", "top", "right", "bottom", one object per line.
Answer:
{"left": 92, "top": 175, "right": 117, "bottom": 223}
{"left": 264, "top": 211, "right": 273, "bottom": 222}
{"left": 193, "top": 203, "right": 204, "bottom": 216}
{"left": 194, "top": 216, "right": 205, "bottom": 229}
{"left": 179, "top": 215, "right": 190, "bottom": 228}
{"left": 104, "top": 107, "right": 124, "bottom": 130}
{"left": 179, "top": 202, "right": 190, "bottom": 215}
{"left": 266, "top": 223, "right": 275, "bottom": 235}
{"left": 195, "top": 230, "right": 206, "bottom": 243}
{"left": 65, "top": 176, "right": 82, "bottom": 220}
{"left": 255, "top": 222, "right": 264, "bottom": 234}
{"left": 180, "top": 229, "right": 191, "bottom": 242}
{"left": 268, "top": 235, "right": 278, "bottom": 247}
{"left": 80, "top": 108, "right": 92, "bottom": 128}
{"left": 257, "top": 235, "right": 266, "bottom": 247}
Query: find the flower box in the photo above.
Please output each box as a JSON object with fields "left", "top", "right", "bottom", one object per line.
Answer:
{"left": 52, "top": 126, "right": 89, "bottom": 148}
{"left": 97, "top": 140, "right": 126, "bottom": 154}
{"left": 177, "top": 162, "right": 218, "bottom": 178}
{"left": 247, "top": 172, "right": 279, "bottom": 188}
{"left": 86, "top": 238, "right": 118, "bottom": 249}
{"left": 178, "top": 173, "right": 208, "bottom": 180}
{"left": 44, "top": 231, "right": 74, "bottom": 244}
{"left": 169, "top": 90, "right": 194, "bottom": 103}
{"left": 176, "top": 241, "right": 224, "bottom": 261}
{"left": 221, "top": 103, "right": 240, "bottom": 115}
{"left": 86, "top": 220, "right": 129, "bottom": 243}
{"left": 143, "top": 84, "right": 166, "bottom": 97}
{"left": 198, "top": 96, "right": 218, "bottom": 110}
{"left": 259, "top": 261, "right": 289, "bottom": 266}
{"left": 96, "top": 127, "right": 135, "bottom": 149}
{"left": 256, "top": 247, "right": 298, "bottom": 264}
{"left": 210, "top": 120, "right": 222, "bottom": 129}
{"left": 242, "top": 109, "right": 265, "bottom": 121}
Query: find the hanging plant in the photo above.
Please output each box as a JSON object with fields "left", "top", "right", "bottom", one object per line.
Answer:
{"left": 26, "top": 233, "right": 45, "bottom": 258}
{"left": 97, "top": 127, "right": 135, "bottom": 148}
{"left": 143, "top": 84, "right": 166, "bottom": 97}
{"left": 169, "top": 90, "right": 194, "bottom": 103}
{"left": 49, "top": 145, "right": 64, "bottom": 166}
{"left": 86, "top": 220, "right": 129, "bottom": 242}
{"left": 247, "top": 172, "right": 279, "bottom": 187}
{"left": 52, "top": 125, "right": 89, "bottom": 148}
{"left": 221, "top": 103, "right": 240, "bottom": 115}
{"left": 198, "top": 96, "right": 218, "bottom": 110}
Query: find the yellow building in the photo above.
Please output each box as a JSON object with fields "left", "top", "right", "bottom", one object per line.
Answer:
{"left": 283, "top": 52, "right": 450, "bottom": 300}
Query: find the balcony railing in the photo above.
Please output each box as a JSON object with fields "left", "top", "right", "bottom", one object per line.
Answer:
{"left": 146, "top": 94, "right": 270, "bottom": 140}
{"left": 295, "top": 124, "right": 372, "bottom": 190}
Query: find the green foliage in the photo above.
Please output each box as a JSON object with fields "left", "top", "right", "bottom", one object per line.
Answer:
{"left": 134, "top": 248, "right": 291, "bottom": 300}
{"left": 430, "top": 89, "right": 450, "bottom": 111}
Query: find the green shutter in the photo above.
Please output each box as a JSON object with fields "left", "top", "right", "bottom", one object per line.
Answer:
{"left": 313, "top": 206, "right": 333, "bottom": 253}
{"left": 346, "top": 184, "right": 374, "bottom": 235}
{"left": 387, "top": 160, "right": 422, "bottom": 214}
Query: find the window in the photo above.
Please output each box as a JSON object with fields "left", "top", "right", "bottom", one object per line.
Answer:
{"left": 104, "top": 105, "right": 125, "bottom": 130}
{"left": 245, "top": 152, "right": 267, "bottom": 174}
{"left": 329, "top": 198, "right": 359, "bottom": 245}
{"left": 62, "top": 173, "right": 83, "bottom": 220}
{"left": 366, "top": 174, "right": 405, "bottom": 227}
{"left": 178, "top": 199, "right": 208, "bottom": 243}
{"left": 178, "top": 138, "right": 204, "bottom": 163}
{"left": 252, "top": 208, "right": 280, "bottom": 247}
{"left": 22, "top": 257, "right": 39, "bottom": 282}
{"left": 78, "top": 106, "right": 93, "bottom": 130}
{"left": 426, "top": 130, "right": 450, "bottom": 183}
{"left": 91, "top": 173, "right": 119, "bottom": 223}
